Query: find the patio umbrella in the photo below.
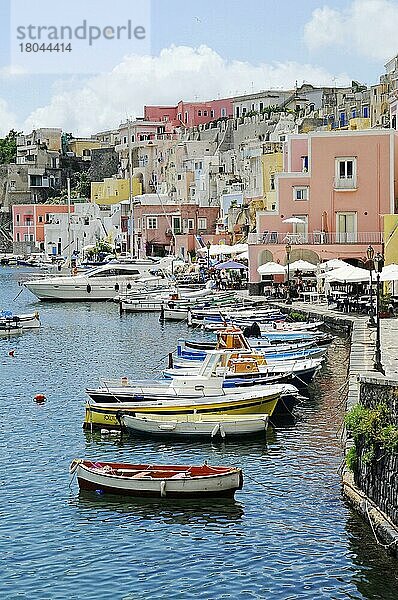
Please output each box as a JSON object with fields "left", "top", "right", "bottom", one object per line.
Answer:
{"left": 288, "top": 259, "right": 317, "bottom": 272}
{"left": 231, "top": 243, "right": 248, "bottom": 254}
{"left": 283, "top": 217, "right": 305, "bottom": 224}
{"left": 324, "top": 265, "right": 370, "bottom": 283}
{"left": 320, "top": 259, "right": 349, "bottom": 271}
{"left": 214, "top": 259, "right": 248, "bottom": 270}
{"left": 197, "top": 244, "right": 234, "bottom": 257}
{"left": 380, "top": 264, "right": 398, "bottom": 281}
{"left": 257, "top": 262, "right": 286, "bottom": 275}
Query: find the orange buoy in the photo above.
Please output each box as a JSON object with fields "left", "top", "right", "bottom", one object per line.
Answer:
{"left": 34, "top": 393, "right": 46, "bottom": 403}
{"left": 8, "top": 349, "right": 15, "bottom": 357}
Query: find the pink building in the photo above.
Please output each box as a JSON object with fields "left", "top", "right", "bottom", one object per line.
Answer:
{"left": 144, "top": 97, "right": 233, "bottom": 131}
{"left": 12, "top": 204, "right": 73, "bottom": 253}
{"left": 248, "top": 130, "right": 397, "bottom": 292}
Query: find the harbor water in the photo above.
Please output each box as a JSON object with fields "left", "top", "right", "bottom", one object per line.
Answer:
{"left": 1, "top": 267, "right": 397, "bottom": 600}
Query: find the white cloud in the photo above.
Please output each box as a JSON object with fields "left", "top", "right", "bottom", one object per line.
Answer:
{"left": 18, "top": 45, "right": 349, "bottom": 135}
{"left": 0, "top": 99, "right": 18, "bottom": 136}
{"left": 304, "top": 0, "right": 398, "bottom": 61}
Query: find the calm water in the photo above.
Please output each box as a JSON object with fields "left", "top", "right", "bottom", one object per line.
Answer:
{"left": 0, "top": 267, "right": 397, "bottom": 600}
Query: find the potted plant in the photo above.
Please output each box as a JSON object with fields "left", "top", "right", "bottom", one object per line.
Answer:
{"left": 379, "top": 292, "right": 393, "bottom": 318}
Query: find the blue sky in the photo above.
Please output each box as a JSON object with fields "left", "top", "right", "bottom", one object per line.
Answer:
{"left": 0, "top": 0, "right": 397, "bottom": 135}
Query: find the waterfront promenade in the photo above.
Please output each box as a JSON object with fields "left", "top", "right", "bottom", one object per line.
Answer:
{"left": 264, "top": 297, "right": 398, "bottom": 553}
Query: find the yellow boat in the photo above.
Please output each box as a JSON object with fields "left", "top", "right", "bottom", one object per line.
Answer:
{"left": 83, "top": 390, "right": 280, "bottom": 431}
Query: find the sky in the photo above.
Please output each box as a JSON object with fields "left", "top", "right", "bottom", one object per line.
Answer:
{"left": 0, "top": 0, "right": 397, "bottom": 136}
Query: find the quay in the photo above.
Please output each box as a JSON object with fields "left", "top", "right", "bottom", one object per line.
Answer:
{"left": 265, "top": 298, "right": 398, "bottom": 554}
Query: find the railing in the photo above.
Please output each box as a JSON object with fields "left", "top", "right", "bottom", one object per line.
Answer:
{"left": 333, "top": 176, "right": 357, "bottom": 190}
{"left": 248, "top": 231, "right": 383, "bottom": 245}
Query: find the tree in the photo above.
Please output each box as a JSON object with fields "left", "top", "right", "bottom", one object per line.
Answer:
{"left": 0, "top": 130, "right": 19, "bottom": 164}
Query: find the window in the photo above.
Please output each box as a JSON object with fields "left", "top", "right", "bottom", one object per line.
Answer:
{"left": 194, "top": 161, "right": 203, "bottom": 170}
{"left": 363, "top": 106, "right": 369, "bottom": 118}
{"left": 147, "top": 217, "right": 157, "bottom": 229}
{"left": 351, "top": 109, "right": 357, "bottom": 119}
{"left": 16, "top": 214, "right": 20, "bottom": 223}
{"left": 123, "top": 136, "right": 127, "bottom": 144}
{"left": 335, "top": 158, "right": 356, "bottom": 189}
{"left": 203, "top": 111, "right": 208, "bottom": 116}
{"left": 270, "top": 175, "right": 275, "bottom": 191}
{"left": 24, "top": 233, "right": 34, "bottom": 242}
{"left": 301, "top": 156, "right": 308, "bottom": 172}
{"left": 210, "top": 110, "right": 215, "bottom": 118}
{"left": 16, "top": 232, "right": 20, "bottom": 242}
{"left": 198, "top": 110, "right": 202, "bottom": 116}
{"left": 172, "top": 216, "right": 181, "bottom": 233}
{"left": 177, "top": 174, "right": 182, "bottom": 180}
{"left": 198, "top": 217, "right": 207, "bottom": 230}
{"left": 187, "top": 219, "right": 194, "bottom": 230}
{"left": 38, "top": 215, "right": 43, "bottom": 223}
{"left": 221, "top": 107, "right": 227, "bottom": 117}
{"left": 293, "top": 187, "right": 309, "bottom": 201}
{"left": 10, "top": 180, "right": 16, "bottom": 190}
{"left": 25, "top": 218, "right": 33, "bottom": 226}
{"left": 30, "top": 175, "right": 42, "bottom": 186}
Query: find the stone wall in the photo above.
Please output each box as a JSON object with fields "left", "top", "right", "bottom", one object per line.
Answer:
{"left": 352, "top": 377, "right": 398, "bottom": 527}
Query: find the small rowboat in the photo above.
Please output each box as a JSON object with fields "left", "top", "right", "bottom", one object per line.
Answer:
{"left": 70, "top": 459, "right": 243, "bottom": 498}
{"left": 120, "top": 412, "right": 269, "bottom": 439}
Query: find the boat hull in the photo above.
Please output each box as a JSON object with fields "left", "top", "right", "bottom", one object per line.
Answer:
{"left": 83, "top": 392, "right": 280, "bottom": 430}
{"left": 73, "top": 461, "right": 242, "bottom": 498}
{"left": 121, "top": 413, "right": 269, "bottom": 439}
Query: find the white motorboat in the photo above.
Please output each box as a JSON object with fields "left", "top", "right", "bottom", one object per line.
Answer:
{"left": 121, "top": 412, "right": 269, "bottom": 439}
{"left": 23, "top": 261, "right": 159, "bottom": 301}
{"left": 120, "top": 285, "right": 214, "bottom": 313}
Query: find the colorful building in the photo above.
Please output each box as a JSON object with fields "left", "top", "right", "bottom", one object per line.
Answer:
{"left": 248, "top": 129, "right": 396, "bottom": 292}
{"left": 144, "top": 97, "right": 233, "bottom": 131}
{"left": 12, "top": 203, "right": 73, "bottom": 253}
{"left": 91, "top": 178, "right": 142, "bottom": 206}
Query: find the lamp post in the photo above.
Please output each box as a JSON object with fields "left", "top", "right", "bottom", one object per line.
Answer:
{"left": 285, "top": 242, "right": 292, "bottom": 305}
{"left": 366, "top": 244, "right": 376, "bottom": 327}
{"left": 206, "top": 241, "right": 211, "bottom": 271}
{"left": 374, "top": 251, "right": 385, "bottom": 375}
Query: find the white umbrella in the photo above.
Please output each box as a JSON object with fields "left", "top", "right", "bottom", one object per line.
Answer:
{"left": 197, "top": 244, "right": 234, "bottom": 256}
{"left": 231, "top": 243, "right": 248, "bottom": 254}
{"left": 283, "top": 217, "right": 305, "bottom": 224}
{"left": 257, "top": 262, "right": 286, "bottom": 275}
{"left": 325, "top": 265, "right": 371, "bottom": 283}
{"left": 320, "top": 259, "right": 349, "bottom": 271}
{"left": 287, "top": 259, "right": 317, "bottom": 272}
{"left": 380, "top": 264, "right": 398, "bottom": 281}
{"left": 236, "top": 251, "right": 248, "bottom": 260}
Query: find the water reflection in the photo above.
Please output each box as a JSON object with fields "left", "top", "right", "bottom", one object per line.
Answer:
{"left": 71, "top": 492, "right": 244, "bottom": 525}
{"left": 345, "top": 511, "right": 398, "bottom": 600}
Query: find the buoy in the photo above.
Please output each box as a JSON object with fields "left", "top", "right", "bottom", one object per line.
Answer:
{"left": 34, "top": 393, "right": 46, "bottom": 403}
{"left": 8, "top": 349, "right": 15, "bottom": 357}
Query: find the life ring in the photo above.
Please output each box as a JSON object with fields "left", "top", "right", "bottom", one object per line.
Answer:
{"left": 86, "top": 284, "right": 91, "bottom": 293}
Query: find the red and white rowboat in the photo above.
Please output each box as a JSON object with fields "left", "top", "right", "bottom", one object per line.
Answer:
{"left": 70, "top": 459, "right": 243, "bottom": 498}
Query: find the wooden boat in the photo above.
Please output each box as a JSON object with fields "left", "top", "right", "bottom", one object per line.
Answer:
{"left": 120, "top": 412, "right": 269, "bottom": 439}
{"left": 70, "top": 459, "right": 243, "bottom": 498}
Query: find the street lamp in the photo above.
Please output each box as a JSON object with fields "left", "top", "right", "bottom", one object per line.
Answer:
{"left": 366, "top": 244, "right": 376, "bottom": 327}
{"left": 285, "top": 242, "right": 292, "bottom": 305}
{"left": 374, "top": 251, "right": 385, "bottom": 375}
{"left": 206, "top": 241, "right": 211, "bottom": 271}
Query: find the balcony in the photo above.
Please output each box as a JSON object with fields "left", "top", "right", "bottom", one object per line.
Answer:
{"left": 333, "top": 176, "right": 357, "bottom": 190}
{"left": 248, "top": 231, "right": 383, "bottom": 245}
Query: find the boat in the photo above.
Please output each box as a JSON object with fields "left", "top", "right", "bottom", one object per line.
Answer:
{"left": 120, "top": 412, "right": 269, "bottom": 439}
{"left": 120, "top": 285, "right": 215, "bottom": 313}
{"left": 0, "top": 321, "right": 23, "bottom": 337}
{"left": 23, "top": 260, "right": 160, "bottom": 301}
{"left": 0, "top": 310, "right": 41, "bottom": 329}
{"left": 165, "top": 353, "right": 323, "bottom": 388}
{"left": 70, "top": 459, "right": 243, "bottom": 498}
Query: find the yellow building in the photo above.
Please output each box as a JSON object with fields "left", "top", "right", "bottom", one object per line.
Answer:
{"left": 383, "top": 214, "right": 398, "bottom": 265}
{"left": 69, "top": 138, "right": 108, "bottom": 159}
{"left": 91, "top": 178, "right": 142, "bottom": 206}
{"left": 348, "top": 117, "right": 371, "bottom": 130}
{"left": 262, "top": 151, "right": 283, "bottom": 211}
